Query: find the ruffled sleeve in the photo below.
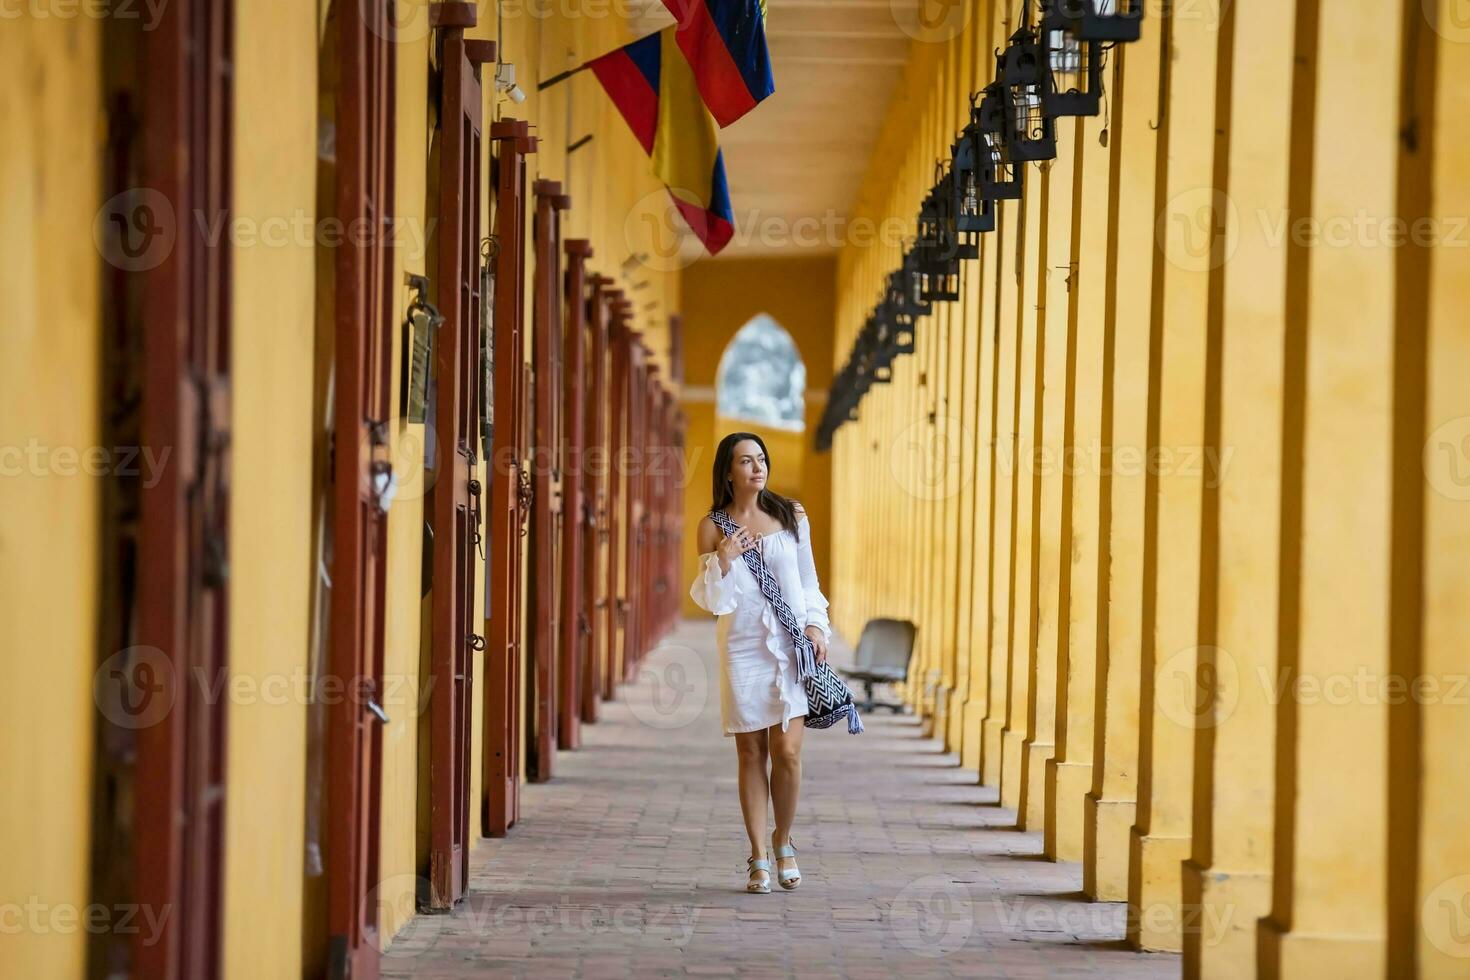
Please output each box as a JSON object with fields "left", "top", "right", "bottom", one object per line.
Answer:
{"left": 690, "top": 551, "right": 739, "bottom": 615}
{"left": 794, "top": 514, "right": 832, "bottom": 642}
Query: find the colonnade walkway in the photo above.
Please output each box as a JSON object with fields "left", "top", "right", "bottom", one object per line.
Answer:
{"left": 382, "top": 619, "right": 1179, "bottom": 979}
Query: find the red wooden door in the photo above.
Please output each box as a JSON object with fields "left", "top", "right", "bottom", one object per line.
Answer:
{"left": 427, "top": 5, "right": 493, "bottom": 908}
{"left": 604, "top": 298, "right": 630, "bottom": 698}
{"left": 485, "top": 117, "right": 537, "bottom": 835}
{"left": 622, "top": 334, "right": 646, "bottom": 683}
{"left": 131, "top": 1, "right": 232, "bottom": 975}
{"left": 529, "top": 180, "right": 568, "bottom": 781}
{"left": 327, "top": 0, "right": 397, "bottom": 973}
{"left": 559, "top": 240, "right": 593, "bottom": 749}
{"left": 583, "top": 277, "right": 612, "bottom": 721}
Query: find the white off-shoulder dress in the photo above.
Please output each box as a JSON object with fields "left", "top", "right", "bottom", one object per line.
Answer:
{"left": 689, "top": 512, "right": 833, "bottom": 736}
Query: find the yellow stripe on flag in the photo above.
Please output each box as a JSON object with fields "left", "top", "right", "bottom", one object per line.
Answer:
{"left": 650, "top": 26, "right": 721, "bottom": 212}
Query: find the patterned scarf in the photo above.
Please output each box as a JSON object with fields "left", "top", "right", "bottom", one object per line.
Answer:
{"left": 708, "top": 509, "right": 864, "bottom": 734}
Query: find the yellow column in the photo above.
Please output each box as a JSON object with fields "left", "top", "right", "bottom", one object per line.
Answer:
{"left": 1257, "top": 0, "right": 1401, "bottom": 971}
{"left": 1029, "top": 117, "right": 1078, "bottom": 844}
{"left": 1051, "top": 65, "right": 1119, "bottom": 866}
{"left": 1002, "top": 163, "right": 1045, "bottom": 817}
{"left": 1180, "top": 0, "right": 1297, "bottom": 971}
{"left": 1415, "top": 8, "right": 1470, "bottom": 976}
{"left": 960, "top": 0, "right": 1002, "bottom": 775}
{"left": 945, "top": 23, "right": 981, "bottom": 756}
{"left": 1084, "top": 8, "right": 1163, "bottom": 896}
{"left": 982, "top": 184, "right": 1020, "bottom": 786}
{"left": 1126, "top": 0, "right": 1226, "bottom": 951}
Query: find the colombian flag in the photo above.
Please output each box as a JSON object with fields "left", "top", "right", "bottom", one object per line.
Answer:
{"left": 587, "top": 28, "right": 735, "bottom": 255}
{"left": 661, "top": 0, "right": 774, "bottom": 127}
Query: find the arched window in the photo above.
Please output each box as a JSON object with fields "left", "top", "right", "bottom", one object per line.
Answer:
{"left": 715, "top": 314, "right": 807, "bottom": 432}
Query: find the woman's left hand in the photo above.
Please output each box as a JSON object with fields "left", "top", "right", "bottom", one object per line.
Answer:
{"left": 804, "top": 626, "right": 828, "bottom": 665}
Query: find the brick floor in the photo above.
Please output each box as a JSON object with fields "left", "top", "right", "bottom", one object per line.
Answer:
{"left": 382, "top": 618, "right": 1180, "bottom": 979}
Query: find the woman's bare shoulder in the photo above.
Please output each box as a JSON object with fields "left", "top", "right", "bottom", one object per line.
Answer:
{"left": 696, "top": 513, "right": 719, "bottom": 551}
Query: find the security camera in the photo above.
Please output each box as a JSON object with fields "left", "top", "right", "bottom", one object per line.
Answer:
{"left": 496, "top": 62, "right": 527, "bottom": 104}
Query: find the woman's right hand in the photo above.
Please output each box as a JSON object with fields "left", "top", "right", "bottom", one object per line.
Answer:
{"left": 718, "top": 524, "right": 759, "bottom": 570}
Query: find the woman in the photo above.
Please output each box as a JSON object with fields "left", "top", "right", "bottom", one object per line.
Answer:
{"left": 688, "top": 432, "right": 833, "bottom": 894}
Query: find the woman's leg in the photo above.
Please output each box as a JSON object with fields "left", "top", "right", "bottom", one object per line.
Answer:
{"left": 734, "top": 729, "right": 771, "bottom": 864}
{"left": 768, "top": 718, "right": 805, "bottom": 874}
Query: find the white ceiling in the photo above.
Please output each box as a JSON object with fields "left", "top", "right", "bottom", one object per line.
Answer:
{"left": 625, "top": 0, "right": 915, "bottom": 258}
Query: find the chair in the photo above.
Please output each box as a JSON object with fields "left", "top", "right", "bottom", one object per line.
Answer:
{"left": 840, "top": 618, "right": 917, "bottom": 713}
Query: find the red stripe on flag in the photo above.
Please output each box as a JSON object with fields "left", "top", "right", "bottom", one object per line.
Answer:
{"left": 675, "top": 3, "right": 760, "bottom": 128}
{"left": 587, "top": 50, "right": 659, "bottom": 154}
{"left": 671, "top": 191, "right": 734, "bottom": 255}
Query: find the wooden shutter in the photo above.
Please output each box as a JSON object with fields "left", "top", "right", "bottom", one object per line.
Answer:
{"left": 484, "top": 116, "right": 537, "bottom": 836}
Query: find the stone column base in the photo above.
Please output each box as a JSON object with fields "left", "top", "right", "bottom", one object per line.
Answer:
{"left": 960, "top": 699, "right": 987, "bottom": 770}
{"left": 1180, "top": 861, "right": 1271, "bottom": 980}
{"left": 1257, "top": 916, "right": 1385, "bottom": 979}
{"left": 1001, "top": 727, "right": 1026, "bottom": 815}
{"left": 1022, "top": 740, "right": 1054, "bottom": 831}
{"left": 944, "top": 685, "right": 969, "bottom": 755}
{"left": 981, "top": 716, "right": 1006, "bottom": 786}
{"left": 1084, "top": 794, "right": 1136, "bottom": 901}
{"left": 1127, "top": 830, "right": 1191, "bottom": 952}
{"left": 1044, "top": 759, "right": 1091, "bottom": 861}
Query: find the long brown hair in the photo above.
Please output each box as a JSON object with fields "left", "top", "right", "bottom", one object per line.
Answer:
{"left": 708, "top": 431, "right": 801, "bottom": 543}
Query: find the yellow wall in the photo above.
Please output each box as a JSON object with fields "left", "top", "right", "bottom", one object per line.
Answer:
{"left": 222, "top": 2, "right": 319, "bottom": 975}
{"left": 678, "top": 255, "right": 836, "bottom": 621}
{"left": 0, "top": 17, "right": 102, "bottom": 980}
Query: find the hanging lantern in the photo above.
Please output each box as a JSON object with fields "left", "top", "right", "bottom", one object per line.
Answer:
{"left": 898, "top": 252, "right": 932, "bottom": 320}
{"left": 1056, "top": 0, "right": 1142, "bottom": 42}
{"left": 1000, "top": 27, "right": 1057, "bottom": 162}
{"left": 976, "top": 83, "right": 1024, "bottom": 200}
{"left": 951, "top": 117, "right": 998, "bottom": 236}
{"left": 1040, "top": 0, "right": 1104, "bottom": 118}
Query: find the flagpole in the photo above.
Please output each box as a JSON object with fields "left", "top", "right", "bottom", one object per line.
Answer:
{"left": 538, "top": 64, "right": 588, "bottom": 91}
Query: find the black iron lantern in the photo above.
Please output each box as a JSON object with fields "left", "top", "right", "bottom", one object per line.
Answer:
{"left": 976, "top": 83, "right": 1024, "bottom": 200}
{"left": 951, "top": 119, "right": 998, "bottom": 236}
{"left": 1000, "top": 27, "right": 1057, "bottom": 162}
{"left": 1040, "top": 0, "right": 1104, "bottom": 118}
{"left": 1055, "top": 0, "right": 1142, "bottom": 42}
{"left": 900, "top": 249, "right": 933, "bottom": 319}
